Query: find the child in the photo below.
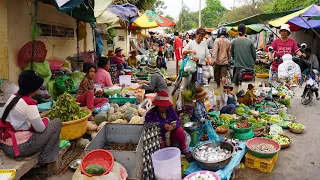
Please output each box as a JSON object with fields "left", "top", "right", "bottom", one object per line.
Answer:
{"left": 156, "top": 51, "right": 167, "bottom": 70}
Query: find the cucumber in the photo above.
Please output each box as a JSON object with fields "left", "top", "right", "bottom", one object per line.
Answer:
{"left": 85, "top": 164, "right": 106, "bottom": 175}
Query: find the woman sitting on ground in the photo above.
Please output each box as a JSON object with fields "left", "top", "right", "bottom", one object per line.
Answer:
{"left": 220, "top": 84, "right": 237, "bottom": 114}
{"left": 76, "top": 65, "right": 109, "bottom": 111}
{"left": 95, "top": 57, "right": 113, "bottom": 88}
{"left": 0, "top": 70, "right": 62, "bottom": 165}
{"left": 238, "top": 84, "right": 259, "bottom": 105}
{"left": 145, "top": 91, "right": 191, "bottom": 157}
{"left": 192, "top": 88, "right": 212, "bottom": 122}
{"left": 156, "top": 51, "right": 167, "bottom": 70}
{"left": 140, "top": 60, "right": 168, "bottom": 93}
{"left": 127, "top": 50, "right": 139, "bottom": 68}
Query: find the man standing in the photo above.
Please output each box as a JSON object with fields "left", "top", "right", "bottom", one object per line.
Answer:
{"left": 212, "top": 26, "right": 231, "bottom": 88}
{"left": 174, "top": 32, "right": 183, "bottom": 74}
{"left": 231, "top": 24, "right": 256, "bottom": 89}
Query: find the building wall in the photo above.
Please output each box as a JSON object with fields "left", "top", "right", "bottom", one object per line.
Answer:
{"left": 6, "top": 0, "right": 93, "bottom": 83}
{"left": 0, "top": 0, "right": 9, "bottom": 79}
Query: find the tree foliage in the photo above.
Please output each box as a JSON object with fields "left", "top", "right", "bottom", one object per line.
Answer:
{"left": 220, "top": 5, "right": 263, "bottom": 24}
{"left": 268, "top": 0, "right": 319, "bottom": 12}
{"left": 151, "top": 0, "right": 167, "bottom": 15}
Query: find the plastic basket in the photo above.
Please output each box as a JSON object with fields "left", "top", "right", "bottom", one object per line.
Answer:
{"left": 245, "top": 152, "right": 278, "bottom": 173}
{"left": 103, "top": 86, "right": 122, "bottom": 96}
{"left": 109, "top": 97, "right": 137, "bottom": 105}
{"left": 49, "top": 60, "right": 63, "bottom": 71}
{"left": 230, "top": 122, "right": 252, "bottom": 133}
{"left": 81, "top": 149, "right": 114, "bottom": 177}
{"left": 246, "top": 137, "right": 281, "bottom": 158}
{"left": 18, "top": 40, "right": 47, "bottom": 68}
{"left": 256, "top": 73, "right": 269, "bottom": 79}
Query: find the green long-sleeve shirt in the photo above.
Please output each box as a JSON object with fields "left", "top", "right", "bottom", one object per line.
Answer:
{"left": 231, "top": 38, "right": 256, "bottom": 69}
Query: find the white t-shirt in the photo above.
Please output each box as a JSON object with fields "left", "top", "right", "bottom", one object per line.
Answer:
{"left": 183, "top": 40, "right": 211, "bottom": 59}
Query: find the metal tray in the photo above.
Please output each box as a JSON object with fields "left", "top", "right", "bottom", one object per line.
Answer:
{"left": 85, "top": 124, "right": 143, "bottom": 179}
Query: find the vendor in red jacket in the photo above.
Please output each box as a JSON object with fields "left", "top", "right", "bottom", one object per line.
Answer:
{"left": 0, "top": 70, "right": 62, "bottom": 165}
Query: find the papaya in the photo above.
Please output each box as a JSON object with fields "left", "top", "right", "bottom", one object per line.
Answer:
{"left": 85, "top": 164, "right": 106, "bottom": 175}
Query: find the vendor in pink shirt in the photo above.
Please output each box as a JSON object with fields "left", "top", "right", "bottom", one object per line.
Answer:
{"left": 95, "top": 57, "right": 113, "bottom": 88}
{"left": 268, "top": 24, "right": 303, "bottom": 85}
{"left": 268, "top": 24, "right": 303, "bottom": 71}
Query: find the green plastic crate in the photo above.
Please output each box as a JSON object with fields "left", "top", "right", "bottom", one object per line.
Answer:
{"left": 109, "top": 97, "right": 137, "bottom": 105}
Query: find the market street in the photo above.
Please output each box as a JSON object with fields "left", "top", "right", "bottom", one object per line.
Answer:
{"left": 41, "top": 61, "right": 320, "bottom": 180}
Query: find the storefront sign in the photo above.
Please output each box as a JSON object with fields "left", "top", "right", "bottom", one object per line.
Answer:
{"left": 37, "top": 23, "right": 74, "bottom": 38}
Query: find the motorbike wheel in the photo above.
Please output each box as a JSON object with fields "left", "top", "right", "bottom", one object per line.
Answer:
{"left": 301, "top": 90, "right": 313, "bottom": 105}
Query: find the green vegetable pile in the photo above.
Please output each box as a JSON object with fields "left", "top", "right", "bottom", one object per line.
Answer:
{"left": 48, "top": 93, "right": 88, "bottom": 122}
{"left": 263, "top": 134, "right": 290, "bottom": 146}
{"left": 254, "top": 65, "right": 269, "bottom": 74}
{"left": 279, "top": 98, "right": 291, "bottom": 107}
{"left": 219, "top": 114, "right": 235, "bottom": 125}
{"left": 259, "top": 112, "right": 271, "bottom": 121}
{"left": 182, "top": 90, "right": 194, "bottom": 102}
{"left": 248, "top": 116, "right": 265, "bottom": 129}
{"left": 235, "top": 105, "right": 251, "bottom": 116}
{"left": 288, "top": 123, "right": 305, "bottom": 130}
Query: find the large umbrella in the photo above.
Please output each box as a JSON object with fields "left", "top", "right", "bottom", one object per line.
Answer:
{"left": 129, "top": 10, "right": 176, "bottom": 29}
{"left": 269, "top": 5, "right": 320, "bottom": 30}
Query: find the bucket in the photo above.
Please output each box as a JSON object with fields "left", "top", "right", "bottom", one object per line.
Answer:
{"left": 152, "top": 147, "right": 181, "bottom": 180}
{"left": 119, "top": 75, "right": 131, "bottom": 86}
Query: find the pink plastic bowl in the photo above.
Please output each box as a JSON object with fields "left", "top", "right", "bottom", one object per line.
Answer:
{"left": 183, "top": 170, "right": 220, "bottom": 180}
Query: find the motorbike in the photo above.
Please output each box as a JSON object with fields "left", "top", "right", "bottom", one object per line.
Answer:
{"left": 301, "top": 77, "right": 319, "bottom": 105}
{"left": 171, "top": 54, "right": 211, "bottom": 111}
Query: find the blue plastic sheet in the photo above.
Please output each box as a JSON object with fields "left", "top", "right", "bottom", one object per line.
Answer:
{"left": 37, "top": 101, "right": 54, "bottom": 113}
{"left": 185, "top": 142, "right": 246, "bottom": 180}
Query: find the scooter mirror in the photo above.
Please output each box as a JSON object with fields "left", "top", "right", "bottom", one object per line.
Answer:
{"left": 301, "top": 43, "right": 307, "bottom": 50}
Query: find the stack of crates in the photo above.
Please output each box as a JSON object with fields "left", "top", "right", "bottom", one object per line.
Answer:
{"left": 245, "top": 152, "right": 278, "bottom": 173}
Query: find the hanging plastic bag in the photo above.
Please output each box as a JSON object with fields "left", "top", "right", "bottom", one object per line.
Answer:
{"left": 55, "top": 75, "right": 78, "bottom": 93}
{"left": 30, "top": 17, "right": 42, "bottom": 40}
{"left": 184, "top": 60, "right": 197, "bottom": 73}
{"left": 179, "top": 57, "right": 190, "bottom": 77}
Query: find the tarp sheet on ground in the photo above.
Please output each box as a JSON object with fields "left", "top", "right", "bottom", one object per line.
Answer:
{"left": 269, "top": 5, "right": 320, "bottom": 30}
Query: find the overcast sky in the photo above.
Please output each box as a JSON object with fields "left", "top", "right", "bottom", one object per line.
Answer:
{"left": 163, "top": 0, "right": 236, "bottom": 20}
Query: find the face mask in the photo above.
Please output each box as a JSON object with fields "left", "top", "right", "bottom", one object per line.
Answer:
{"left": 213, "top": 35, "right": 217, "bottom": 39}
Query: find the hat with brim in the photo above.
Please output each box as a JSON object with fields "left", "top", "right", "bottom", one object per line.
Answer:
{"left": 194, "top": 88, "right": 208, "bottom": 101}
{"left": 115, "top": 47, "right": 123, "bottom": 54}
{"left": 145, "top": 61, "right": 157, "bottom": 74}
{"left": 248, "top": 84, "right": 255, "bottom": 90}
{"left": 224, "top": 84, "right": 234, "bottom": 91}
{"left": 153, "top": 90, "right": 173, "bottom": 107}
{"left": 280, "top": 24, "right": 291, "bottom": 34}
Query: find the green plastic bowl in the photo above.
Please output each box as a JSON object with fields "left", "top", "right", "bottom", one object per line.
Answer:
{"left": 230, "top": 122, "right": 252, "bottom": 133}
{"left": 232, "top": 130, "right": 254, "bottom": 140}
{"left": 246, "top": 137, "right": 281, "bottom": 158}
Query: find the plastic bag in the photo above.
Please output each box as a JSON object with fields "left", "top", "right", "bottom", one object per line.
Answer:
{"left": 269, "top": 124, "right": 283, "bottom": 136}
{"left": 179, "top": 57, "right": 191, "bottom": 77}
{"left": 47, "top": 80, "right": 62, "bottom": 100}
{"left": 72, "top": 161, "right": 128, "bottom": 180}
{"left": 70, "top": 72, "right": 86, "bottom": 87}
{"left": 23, "top": 60, "right": 52, "bottom": 84}
{"left": 55, "top": 75, "right": 78, "bottom": 93}
{"left": 184, "top": 60, "right": 197, "bottom": 73}
{"left": 94, "top": 103, "right": 110, "bottom": 114}
{"left": 31, "top": 17, "right": 42, "bottom": 40}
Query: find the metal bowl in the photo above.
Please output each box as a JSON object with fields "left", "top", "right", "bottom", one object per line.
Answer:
{"left": 184, "top": 122, "right": 200, "bottom": 132}
{"left": 192, "top": 142, "right": 235, "bottom": 170}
